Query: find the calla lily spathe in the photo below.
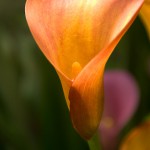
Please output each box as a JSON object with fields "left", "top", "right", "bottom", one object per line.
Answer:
{"left": 25, "top": 0, "right": 144, "bottom": 139}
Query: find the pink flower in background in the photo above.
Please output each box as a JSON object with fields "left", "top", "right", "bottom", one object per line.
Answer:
{"left": 99, "top": 70, "right": 140, "bottom": 150}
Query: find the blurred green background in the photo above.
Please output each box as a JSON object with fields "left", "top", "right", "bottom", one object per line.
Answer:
{"left": 0, "top": 0, "right": 150, "bottom": 150}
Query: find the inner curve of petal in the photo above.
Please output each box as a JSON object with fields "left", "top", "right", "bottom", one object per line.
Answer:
{"left": 25, "top": 0, "right": 144, "bottom": 80}
{"left": 68, "top": 0, "right": 144, "bottom": 139}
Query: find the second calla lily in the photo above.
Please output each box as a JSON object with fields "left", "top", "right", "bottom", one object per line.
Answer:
{"left": 25, "top": 0, "right": 144, "bottom": 139}
{"left": 120, "top": 120, "right": 150, "bottom": 150}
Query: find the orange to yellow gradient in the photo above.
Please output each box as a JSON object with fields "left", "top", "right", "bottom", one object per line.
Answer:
{"left": 25, "top": 0, "right": 144, "bottom": 139}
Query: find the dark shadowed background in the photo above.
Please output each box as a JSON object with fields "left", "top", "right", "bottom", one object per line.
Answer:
{"left": 0, "top": 0, "right": 150, "bottom": 150}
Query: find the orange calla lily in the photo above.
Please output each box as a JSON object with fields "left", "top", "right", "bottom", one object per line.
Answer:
{"left": 120, "top": 120, "right": 150, "bottom": 150}
{"left": 25, "top": 0, "right": 144, "bottom": 139}
{"left": 140, "top": 0, "right": 150, "bottom": 38}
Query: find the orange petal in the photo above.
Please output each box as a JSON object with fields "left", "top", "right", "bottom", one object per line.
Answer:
{"left": 69, "top": 0, "right": 144, "bottom": 139}
{"left": 25, "top": 0, "right": 144, "bottom": 79}
{"left": 120, "top": 120, "right": 150, "bottom": 150}
{"left": 25, "top": 0, "right": 144, "bottom": 139}
{"left": 140, "top": 1, "right": 150, "bottom": 39}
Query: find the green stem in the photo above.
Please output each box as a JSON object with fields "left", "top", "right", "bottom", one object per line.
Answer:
{"left": 88, "top": 133, "right": 102, "bottom": 150}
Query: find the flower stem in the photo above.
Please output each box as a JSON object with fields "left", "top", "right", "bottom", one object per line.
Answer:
{"left": 87, "top": 133, "right": 101, "bottom": 150}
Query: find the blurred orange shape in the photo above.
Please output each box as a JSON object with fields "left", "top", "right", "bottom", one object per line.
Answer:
{"left": 25, "top": 0, "right": 144, "bottom": 139}
{"left": 120, "top": 120, "right": 150, "bottom": 150}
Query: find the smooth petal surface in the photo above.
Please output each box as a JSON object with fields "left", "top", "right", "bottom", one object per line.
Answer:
{"left": 120, "top": 120, "right": 150, "bottom": 150}
{"left": 25, "top": 0, "right": 144, "bottom": 139}
{"left": 68, "top": 1, "right": 143, "bottom": 139}
{"left": 140, "top": 1, "right": 150, "bottom": 38}
{"left": 25, "top": 0, "right": 144, "bottom": 79}
{"left": 99, "top": 70, "right": 139, "bottom": 150}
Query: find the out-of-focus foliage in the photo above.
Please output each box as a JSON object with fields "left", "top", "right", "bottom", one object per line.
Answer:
{"left": 0, "top": 0, "right": 88, "bottom": 149}
{"left": 0, "top": 0, "right": 150, "bottom": 150}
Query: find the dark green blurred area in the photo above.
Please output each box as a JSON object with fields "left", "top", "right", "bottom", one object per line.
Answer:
{"left": 0, "top": 0, "right": 150, "bottom": 150}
